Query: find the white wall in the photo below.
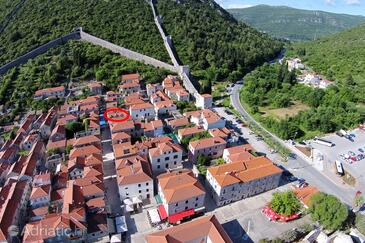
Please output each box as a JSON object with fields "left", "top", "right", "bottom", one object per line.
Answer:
{"left": 118, "top": 179, "right": 153, "bottom": 201}
{"left": 149, "top": 150, "right": 183, "bottom": 174}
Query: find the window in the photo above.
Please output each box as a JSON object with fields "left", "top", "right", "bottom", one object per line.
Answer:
{"left": 139, "top": 190, "right": 142, "bottom": 193}
{"left": 157, "top": 158, "right": 160, "bottom": 162}
{"left": 146, "top": 182, "right": 149, "bottom": 186}
{"left": 165, "top": 164, "right": 169, "bottom": 168}
{"left": 138, "top": 184, "right": 141, "bottom": 187}
{"left": 173, "top": 155, "right": 178, "bottom": 159}
{"left": 175, "top": 203, "right": 178, "bottom": 206}
{"left": 185, "top": 200, "right": 188, "bottom": 204}
{"left": 174, "top": 161, "right": 177, "bottom": 165}
{"left": 165, "top": 157, "right": 170, "bottom": 161}
{"left": 146, "top": 189, "right": 149, "bottom": 192}
{"left": 196, "top": 197, "right": 198, "bottom": 201}
{"left": 195, "top": 203, "right": 198, "bottom": 207}
{"left": 157, "top": 165, "right": 160, "bottom": 169}
{"left": 185, "top": 206, "right": 188, "bottom": 210}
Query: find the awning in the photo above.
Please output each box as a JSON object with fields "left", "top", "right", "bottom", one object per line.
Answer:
{"left": 155, "top": 194, "right": 162, "bottom": 204}
{"left": 168, "top": 209, "right": 195, "bottom": 224}
{"left": 132, "top": 196, "right": 142, "bottom": 204}
{"left": 158, "top": 204, "right": 168, "bottom": 220}
{"left": 123, "top": 198, "right": 133, "bottom": 205}
{"left": 126, "top": 204, "right": 134, "bottom": 212}
{"left": 148, "top": 208, "right": 161, "bottom": 224}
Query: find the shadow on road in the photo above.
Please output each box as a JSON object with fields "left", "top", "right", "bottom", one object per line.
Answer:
{"left": 222, "top": 219, "right": 253, "bottom": 243}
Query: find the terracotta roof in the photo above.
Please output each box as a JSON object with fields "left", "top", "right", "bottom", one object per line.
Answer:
{"left": 209, "top": 128, "right": 230, "bottom": 139}
{"left": 157, "top": 170, "right": 205, "bottom": 204}
{"left": 0, "top": 180, "right": 28, "bottom": 241}
{"left": 69, "top": 145, "right": 101, "bottom": 159}
{"left": 121, "top": 73, "right": 140, "bottom": 81}
{"left": 88, "top": 81, "right": 102, "bottom": 88}
{"left": 80, "top": 182, "right": 104, "bottom": 198}
{"left": 130, "top": 102, "right": 154, "bottom": 110}
{"left": 23, "top": 213, "right": 86, "bottom": 242}
{"left": 34, "top": 86, "right": 65, "bottom": 97}
{"left": 184, "top": 109, "right": 222, "bottom": 125}
{"left": 208, "top": 156, "right": 283, "bottom": 187}
{"left": 86, "top": 197, "right": 105, "bottom": 210}
{"left": 294, "top": 186, "right": 319, "bottom": 206}
{"left": 110, "top": 119, "right": 135, "bottom": 133}
{"left": 178, "top": 126, "right": 205, "bottom": 137}
{"left": 189, "top": 137, "right": 226, "bottom": 150}
{"left": 72, "top": 135, "right": 100, "bottom": 147}
{"left": 149, "top": 142, "right": 183, "bottom": 158}
{"left": 119, "top": 80, "right": 140, "bottom": 89}
{"left": 113, "top": 142, "right": 137, "bottom": 159}
{"left": 112, "top": 132, "right": 131, "bottom": 143}
{"left": 146, "top": 215, "right": 232, "bottom": 243}
{"left": 30, "top": 185, "right": 51, "bottom": 199}
{"left": 116, "top": 155, "right": 152, "bottom": 185}
{"left": 167, "top": 117, "right": 189, "bottom": 129}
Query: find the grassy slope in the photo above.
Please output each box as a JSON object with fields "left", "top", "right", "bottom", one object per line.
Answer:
{"left": 228, "top": 5, "right": 365, "bottom": 41}
{"left": 0, "top": 0, "right": 168, "bottom": 65}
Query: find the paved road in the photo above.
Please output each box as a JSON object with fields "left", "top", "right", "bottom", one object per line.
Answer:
{"left": 230, "top": 84, "right": 356, "bottom": 206}
{"left": 101, "top": 126, "right": 122, "bottom": 218}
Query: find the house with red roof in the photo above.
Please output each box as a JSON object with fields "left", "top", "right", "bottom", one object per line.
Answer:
{"left": 148, "top": 141, "right": 183, "bottom": 174}
{"left": 34, "top": 86, "right": 65, "bottom": 100}
{"left": 157, "top": 170, "right": 206, "bottom": 222}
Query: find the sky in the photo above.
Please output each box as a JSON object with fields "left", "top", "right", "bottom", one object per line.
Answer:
{"left": 215, "top": 0, "right": 365, "bottom": 16}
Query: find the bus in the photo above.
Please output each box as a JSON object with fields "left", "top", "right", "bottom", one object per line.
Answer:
{"left": 313, "top": 137, "right": 335, "bottom": 147}
{"left": 335, "top": 160, "right": 344, "bottom": 176}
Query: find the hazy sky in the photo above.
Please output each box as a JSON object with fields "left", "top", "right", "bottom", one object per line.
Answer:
{"left": 215, "top": 0, "right": 365, "bottom": 16}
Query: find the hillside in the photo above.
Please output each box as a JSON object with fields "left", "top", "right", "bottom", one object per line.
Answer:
{"left": 0, "top": 0, "right": 169, "bottom": 65}
{"left": 0, "top": 0, "right": 282, "bottom": 84}
{"left": 228, "top": 5, "right": 365, "bottom": 41}
{"left": 0, "top": 41, "right": 172, "bottom": 125}
{"left": 289, "top": 23, "right": 365, "bottom": 89}
{"left": 155, "top": 0, "right": 282, "bottom": 84}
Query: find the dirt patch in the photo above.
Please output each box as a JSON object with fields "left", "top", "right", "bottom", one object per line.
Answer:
{"left": 342, "top": 171, "right": 356, "bottom": 186}
{"left": 295, "top": 145, "right": 311, "bottom": 157}
{"left": 261, "top": 101, "right": 310, "bottom": 120}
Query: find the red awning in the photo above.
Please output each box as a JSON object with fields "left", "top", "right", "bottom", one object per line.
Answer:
{"left": 158, "top": 205, "right": 168, "bottom": 220}
{"left": 168, "top": 209, "right": 195, "bottom": 224}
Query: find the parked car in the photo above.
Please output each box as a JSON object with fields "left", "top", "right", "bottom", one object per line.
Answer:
{"left": 349, "top": 151, "right": 356, "bottom": 156}
{"left": 359, "top": 148, "right": 364, "bottom": 153}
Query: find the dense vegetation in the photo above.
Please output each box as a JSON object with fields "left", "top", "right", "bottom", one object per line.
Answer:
{"left": 0, "top": 41, "right": 172, "bottom": 125}
{"left": 156, "top": 0, "right": 283, "bottom": 83}
{"left": 309, "top": 192, "right": 348, "bottom": 230}
{"left": 240, "top": 63, "right": 363, "bottom": 139}
{"left": 228, "top": 5, "right": 365, "bottom": 41}
{"left": 288, "top": 24, "right": 365, "bottom": 85}
{"left": 0, "top": 0, "right": 21, "bottom": 24}
{"left": 0, "top": 0, "right": 169, "bottom": 65}
{"left": 270, "top": 191, "right": 301, "bottom": 216}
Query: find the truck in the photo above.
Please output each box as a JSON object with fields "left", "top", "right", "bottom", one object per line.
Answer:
{"left": 313, "top": 137, "right": 335, "bottom": 147}
{"left": 335, "top": 160, "right": 344, "bottom": 176}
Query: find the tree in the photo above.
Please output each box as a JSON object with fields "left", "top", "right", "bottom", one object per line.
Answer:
{"left": 65, "top": 121, "right": 84, "bottom": 139}
{"left": 270, "top": 191, "right": 301, "bottom": 216}
{"left": 309, "top": 192, "right": 348, "bottom": 230}
{"left": 355, "top": 213, "right": 365, "bottom": 235}
{"left": 197, "top": 154, "right": 207, "bottom": 167}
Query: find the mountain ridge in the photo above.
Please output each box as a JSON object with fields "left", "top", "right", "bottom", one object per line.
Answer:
{"left": 228, "top": 4, "right": 365, "bottom": 41}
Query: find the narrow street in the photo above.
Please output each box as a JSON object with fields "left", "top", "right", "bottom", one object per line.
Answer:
{"left": 101, "top": 125, "right": 123, "bottom": 218}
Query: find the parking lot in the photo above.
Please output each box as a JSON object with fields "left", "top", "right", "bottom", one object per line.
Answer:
{"left": 310, "top": 128, "right": 365, "bottom": 190}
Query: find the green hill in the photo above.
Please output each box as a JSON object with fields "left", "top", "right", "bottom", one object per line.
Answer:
{"left": 0, "top": 0, "right": 282, "bottom": 83}
{"left": 289, "top": 23, "right": 365, "bottom": 87}
{"left": 156, "top": 0, "right": 282, "bottom": 81}
{"left": 0, "top": 0, "right": 169, "bottom": 65}
{"left": 228, "top": 5, "right": 365, "bottom": 41}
